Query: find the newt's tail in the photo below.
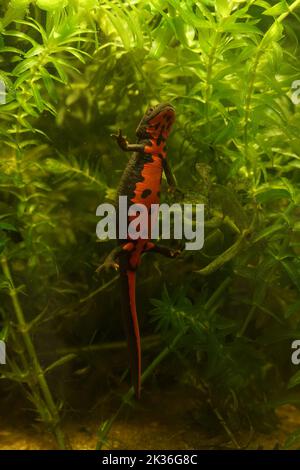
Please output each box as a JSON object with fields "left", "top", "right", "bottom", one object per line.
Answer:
{"left": 120, "top": 269, "right": 141, "bottom": 399}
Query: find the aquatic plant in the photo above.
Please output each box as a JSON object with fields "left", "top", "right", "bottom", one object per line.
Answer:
{"left": 0, "top": 0, "right": 300, "bottom": 449}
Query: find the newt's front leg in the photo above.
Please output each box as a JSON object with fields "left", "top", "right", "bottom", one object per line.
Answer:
{"left": 145, "top": 242, "right": 183, "bottom": 258}
{"left": 163, "top": 159, "right": 184, "bottom": 199}
{"left": 111, "top": 129, "right": 146, "bottom": 153}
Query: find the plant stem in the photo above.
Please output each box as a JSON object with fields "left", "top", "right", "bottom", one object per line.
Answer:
{"left": 196, "top": 229, "right": 250, "bottom": 276}
{"left": 80, "top": 274, "right": 119, "bottom": 302}
{"left": 53, "top": 334, "right": 160, "bottom": 356}
{"left": 207, "top": 396, "right": 241, "bottom": 449}
{"left": 1, "top": 256, "right": 69, "bottom": 450}
{"left": 205, "top": 30, "right": 220, "bottom": 134}
{"left": 205, "top": 276, "right": 232, "bottom": 312}
{"left": 95, "top": 330, "right": 185, "bottom": 450}
{"left": 6, "top": 329, "right": 51, "bottom": 424}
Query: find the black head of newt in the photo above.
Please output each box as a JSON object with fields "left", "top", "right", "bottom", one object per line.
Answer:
{"left": 135, "top": 102, "right": 176, "bottom": 143}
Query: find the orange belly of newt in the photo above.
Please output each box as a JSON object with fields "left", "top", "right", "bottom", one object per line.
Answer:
{"left": 131, "top": 155, "right": 162, "bottom": 207}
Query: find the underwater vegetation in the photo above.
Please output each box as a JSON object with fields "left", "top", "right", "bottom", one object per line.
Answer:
{"left": 1, "top": 0, "right": 300, "bottom": 450}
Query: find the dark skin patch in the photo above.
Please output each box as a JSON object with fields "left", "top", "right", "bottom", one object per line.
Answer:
{"left": 157, "top": 134, "right": 165, "bottom": 146}
{"left": 157, "top": 191, "right": 160, "bottom": 197}
{"left": 117, "top": 151, "right": 154, "bottom": 203}
{"left": 141, "top": 188, "right": 152, "bottom": 198}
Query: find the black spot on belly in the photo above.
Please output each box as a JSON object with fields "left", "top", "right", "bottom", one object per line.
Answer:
{"left": 141, "top": 189, "right": 152, "bottom": 198}
{"left": 157, "top": 133, "right": 165, "bottom": 146}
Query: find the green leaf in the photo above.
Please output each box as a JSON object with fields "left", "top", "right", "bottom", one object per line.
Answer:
{"left": 0, "top": 46, "right": 23, "bottom": 54}
{"left": 252, "top": 223, "right": 285, "bottom": 243}
{"left": 32, "top": 84, "right": 44, "bottom": 112}
{"left": 149, "top": 20, "right": 174, "bottom": 59}
{"left": 104, "top": 7, "right": 132, "bottom": 50}
{"left": 286, "top": 300, "right": 300, "bottom": 319}
{"left": 13, "top": 58, "right": 39, "bottom": 75}
{"left": 25, "top": 45, "right": 45, "bottom": 58}
{"left": 288, "top": 371, "right": 300, "bottom": 390}
{"left": 3, "top": 30, "right": 38, "bottom": 46}
{"left": 0, "top": 239, "right": 6, "bottom": 255}
{"left": 196, "top": 231, "right": 249, "bottom": 275}
{"left": 44, "top": 354, "right": 77, "bottom": 374}
{"left": 51, "top": 62, "right": 68, "bottom": 83}
{"left": 0, "top": 324, "right": 9, "bottom": 341}
{"left": 281, "top": 260, "right": 300, "bottom": 291}
{"left": 263, "top": 1, "right": 288, "bottom": 16}
{"left": 36, "top": 0, "right": 68, "bottom": 12}
{"left": 172, "top": 17, "right": 195, "bottom": 48}
{"left": 263, "top": 21, "right": 284, "bottom": 43}
{"left": 0, "top": 223, "right": 17, "bottom": 232}
{"left": 215, "top": 0, "right": 232, "bottom": 18}
{"left": 253, "top": 185, "right": 292, "bottom": 203}
{"left": 284, "top": 428, "right": 300, "bottom": 449}
{"left": 222, "top": 23, "right": 262, "bottom": 35}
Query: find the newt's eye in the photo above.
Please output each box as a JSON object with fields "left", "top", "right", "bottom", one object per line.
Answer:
{"left": 148, "top": 107, "right": 154, "bottom": 112}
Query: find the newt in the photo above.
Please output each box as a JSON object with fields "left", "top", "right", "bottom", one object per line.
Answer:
{"left": 98, "top": 103, "right": 181, "bottom": 399}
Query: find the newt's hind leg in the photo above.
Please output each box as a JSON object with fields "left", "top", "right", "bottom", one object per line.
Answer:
{"left": 96, "top": 242, "right": 135, "bottom": 273}
{"left": 96, "top": 246, "right": 123, "bottom": 273}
